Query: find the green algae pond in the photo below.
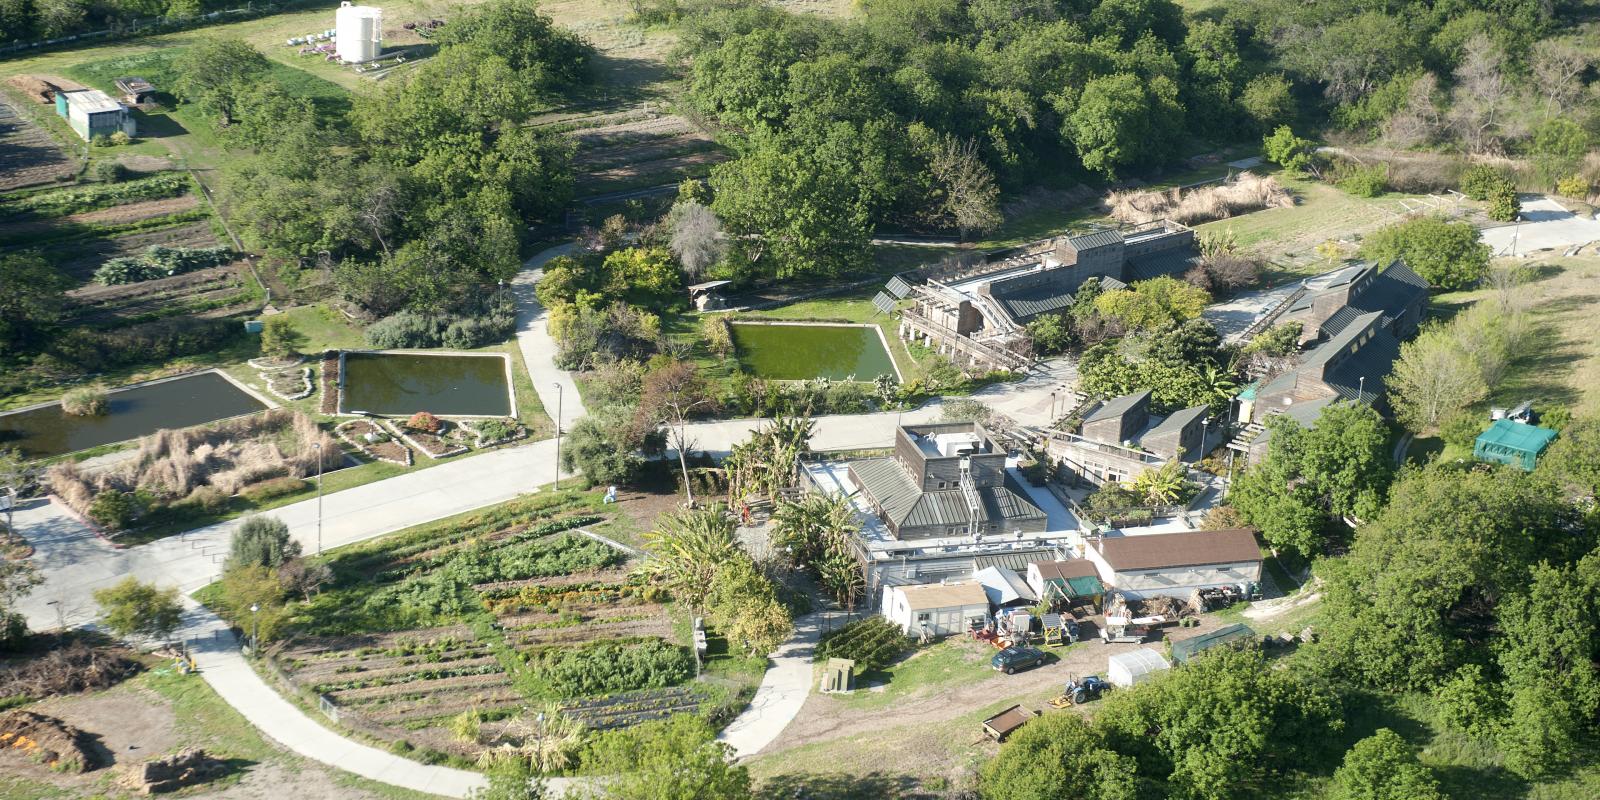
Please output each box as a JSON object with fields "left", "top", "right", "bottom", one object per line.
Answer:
{"left": 0, "top": 371, "right": 270, "bottom": 459}
{"left": 730, "top": 322, "right": 899, "bottom": 382}
{"left": 339, "top": 352, "right": 513, "bottom": 417}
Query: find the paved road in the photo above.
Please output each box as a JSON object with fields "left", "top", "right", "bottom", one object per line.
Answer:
{"left": 1479, "top": 195, "right": 1600, "bottom": 257}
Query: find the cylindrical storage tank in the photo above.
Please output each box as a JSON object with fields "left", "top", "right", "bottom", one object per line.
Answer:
{"left": 335, "top": 2, "right": 383, "bottom": 63}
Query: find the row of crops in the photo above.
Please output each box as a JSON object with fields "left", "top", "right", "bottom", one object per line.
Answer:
{"left": 269, "top": 494, "right": 717, "bottom": 761}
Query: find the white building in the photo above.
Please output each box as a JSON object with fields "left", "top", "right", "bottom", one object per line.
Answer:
{"left": 881, "top": 581, "right": 990, "bottom": 637}
{"left": 1107, "top": 648, "right": 1170, "bottom": 687}
{"left": 1085, "top": 528, "right": 1262, "bottom": 600}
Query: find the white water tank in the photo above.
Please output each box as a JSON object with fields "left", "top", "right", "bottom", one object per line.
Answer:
{"left": 335, "top": 2, "right": 383, "bottom": 64}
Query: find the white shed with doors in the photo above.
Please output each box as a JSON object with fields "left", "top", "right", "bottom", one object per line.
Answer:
{"left": 1107, "top": 647, "right": 1170, "bottom": 687}
{"left": 881, "top": 581, "right": 991, "bottom": 638}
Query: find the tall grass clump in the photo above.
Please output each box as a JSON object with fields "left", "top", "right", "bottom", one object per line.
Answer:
{"left": 60, "top": 387, "right": 109, "bottom": 417}
{"left": 1107, "top": 172, "right": 1292, "bottom": 226}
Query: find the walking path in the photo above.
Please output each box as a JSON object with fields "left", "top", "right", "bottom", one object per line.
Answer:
{"left": 718, "top": 610, "right": 825, "bottom": 759}
{"left": 514, "top": 242, "right": 586, "bottom": 432}
{"left": 183, "top": 601, "right": 496, "bottom": 798}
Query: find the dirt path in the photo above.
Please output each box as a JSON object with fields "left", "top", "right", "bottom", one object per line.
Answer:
{"left": 762, "top": 616, "right": 1233, "bottom": 755}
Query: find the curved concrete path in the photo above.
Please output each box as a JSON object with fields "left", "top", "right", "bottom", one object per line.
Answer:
{"left": 717, "top": 610, "right": 825, "bottom": 758}
{"left": 514, "top": 242, "right": 586, "bottom": 433}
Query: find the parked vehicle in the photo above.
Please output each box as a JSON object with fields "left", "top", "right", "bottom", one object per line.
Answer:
{"left": 1049, "top": 674, "right": 1111, "bottom": 707}
{"left": 991, "top": 646, "right": 1048, "bottom": 674}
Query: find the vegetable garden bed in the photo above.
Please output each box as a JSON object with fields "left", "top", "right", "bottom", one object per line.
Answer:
{"left": 335, "top": 418, "right": 412, "bottom": 466}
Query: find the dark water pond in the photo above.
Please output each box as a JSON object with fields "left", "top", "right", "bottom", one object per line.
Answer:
{"left": 731, "top": 323, "right": 897, "bottom": 382}
{"left": 0, "top": 371, "right": 268, "bottom": 459}
{"left": 340, "top": 352, "right": 512, "bottom": 417}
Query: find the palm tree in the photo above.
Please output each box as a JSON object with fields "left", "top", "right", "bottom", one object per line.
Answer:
{"left": 1129, "top": 460, "right": 1189, "bottom": 506}
{"left": 1200, "top": 364, "right": 1239, "bottom": 406}
{"left": 641, "top": 505, "right": 738, "bottom": 609}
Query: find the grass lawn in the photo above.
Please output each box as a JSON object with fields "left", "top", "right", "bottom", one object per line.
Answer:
{"left": 828, "top": 637, "right": 1006, "bottom": 712}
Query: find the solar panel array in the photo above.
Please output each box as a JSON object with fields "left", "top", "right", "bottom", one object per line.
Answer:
{"left": 885, "top": 275, "right": 912, "bottom": 298}
{"left": 871, "top": 291, "right": 898, "bottom": 315}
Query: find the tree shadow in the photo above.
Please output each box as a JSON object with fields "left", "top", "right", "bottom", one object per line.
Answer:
{"left": 756, "top": 771, "right": 933, "bottom": 800}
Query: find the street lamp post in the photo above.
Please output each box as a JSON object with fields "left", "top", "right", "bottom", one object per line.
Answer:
{"left": 1358, "top": 376, "right": 1366, "bottom": 404}
{"left": 553, "top": 383, "right": 563, "bottom": 491}
{"left": 313, "top": 442, "right": 324, "bottom": 556}
{"left": 249, "top": 603, "right": 260, "bottom": 653}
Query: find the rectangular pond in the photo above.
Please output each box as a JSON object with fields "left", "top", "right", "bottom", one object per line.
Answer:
{"left": 730, "top": 322, "right": 899, "bottom": 382}
{"left": 339, "top": 352, "right": 513, "bottom": 417}
{"left": 0, "top": 371, "right": 270, "bottom": 459}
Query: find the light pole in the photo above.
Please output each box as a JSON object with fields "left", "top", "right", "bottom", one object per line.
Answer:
{"left": 249, "top": 603, "right": 260, "bottom": 653}
{"left": 552, "top": 382, "right": 563, "bottom": 491}
{"left": 1358, "top": 376, "right": 1366, "bottom": 404}
{"left": 313, "top": 442, "right": 324, "bottom": 556}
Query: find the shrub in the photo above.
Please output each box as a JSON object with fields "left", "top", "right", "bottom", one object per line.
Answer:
{"left": 1485, "top": 187, "right": 1520, "bottom": 222}
{"left": 441, "top": 313, "right": 514, "bottom": 349}
{"left": 475, "top": 418, "right": 516, "bottom": 442}
{"left": 259, "top": 317, "right": 303, "bottom": 358}
{"left": 91, "top": 134, "right": 114, "bottom": 148}
{"left": 1555, "top": 174, "right": 1591, "bottom": 200}
{"left": 93, "top": 577, "right": 182, "bottom": 641}
{"left": 0, "top": 612, "right": 27, "bottom": 653}
{"left": 60, "top": 387, "right": 109, "bottom": 416}
{"left": 240, "top": 476, "right": 308, "bottom": 503}
{"left": 817, "top": 617, "right": 909, "bottom": 672}
{"left": 1439, "top": 412, "right": 1487, "bottom": 452}
{"left": 107, "top": 131, "right": 132, "bottom": 146}
{"left": 1337, "top": 164, "right": 1388, "bottom": 197}
{"left": 526, "top": 640, "right": 695, "bottom": 698}
{"left": 90, "top": 160, "right": 130, "bottom": 183}
{"left": 185, "top": 485, "right": 230, "bottom": 512}
{"left": 407, "top": 412, "right": 442, "bottom": 434}
{"left": 227, "top": 515, "right": 300, "bottom": 570}
{"left": 1358, "top": 217, "right": 1490, "bottom": 290}
{"left": 1461, "top": 165, "right": 1514, "bottom": 201}
{"left": 366, "top": 311, "right": 446, "bottom": 348}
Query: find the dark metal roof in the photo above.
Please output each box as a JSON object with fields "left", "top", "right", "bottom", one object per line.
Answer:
{"left": 993, "top": 283, "right": 1077, "bottom": 322}
{"left": 850, "top": 459, "right": 1047, "bottom": 531}
{"left": 1067, "top": 230, "right": 1124, "bottom": 251}
{"left": 1125, "top": 249, "right": 1202, "bottom": 282}
{"left": 1084, "top": 391, "right": 1151, "bottom": 425}
{"left": 1142, "top": 405, "right": 1207, "bottom": 442}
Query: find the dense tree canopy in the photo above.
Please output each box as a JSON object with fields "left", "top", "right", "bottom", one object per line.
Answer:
{"left": 1230, "top": 402, "right": 1393, "bottom": 556}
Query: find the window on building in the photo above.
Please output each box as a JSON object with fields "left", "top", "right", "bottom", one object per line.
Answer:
{"left": 916, "top": 612, "right": 930, "bottom": 623}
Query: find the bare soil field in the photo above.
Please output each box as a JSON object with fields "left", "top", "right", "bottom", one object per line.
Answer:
{"left": 577, "top": 149, "right": 728, "bottom": 197}
{"left": 0, "top": 99, "right": 74, "bottom": 191}
{"left": 572, "top": 131, "right": 719, "bottom": 170}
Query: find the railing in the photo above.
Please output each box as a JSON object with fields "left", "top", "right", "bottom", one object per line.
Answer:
{"left": 901, "top": 307, "right": 1033, "bottom": 371}
{"left": 1043, "top": 431, "right": 1165, "bottom": 465}
{"left": 1237, "top": 285, "right": 1307, "bottom": 344}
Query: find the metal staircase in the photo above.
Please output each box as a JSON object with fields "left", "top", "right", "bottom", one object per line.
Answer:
{"left": 960, "top": 457, "right": 982, "bottom": 536}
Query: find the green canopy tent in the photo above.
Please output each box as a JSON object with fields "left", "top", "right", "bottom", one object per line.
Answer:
{"left": 1474, "top": 419, "right": 1557, "bottom": 471}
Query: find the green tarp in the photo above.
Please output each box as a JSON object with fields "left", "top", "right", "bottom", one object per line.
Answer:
{"left": 1474, "top": 419, "right": 1557, "bottom": 471}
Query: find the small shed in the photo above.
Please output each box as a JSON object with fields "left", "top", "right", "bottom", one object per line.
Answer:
{"left": 54, "top": 89, "right": 135, "bottom": 141}
{"left": 881, "top": 581, "right": 990, "bottom": 638}
{"left": 1026, "top": 559, "right": 1104, "bottom": 603}
{"left": 1170, "top": 623, "right": 1256, "bottom": 665}
{"left": 113, "top": 77, "right": 158, "bottom": 105}
{"left": 974, "top": 565, "right": 1038, "bottom": 608}
{"left": 687, "top": 280, "right": 732, "bottom": 311}
{"left": 1474, "top": 418, "right": 1557, "bottom": 471}
{"left": 1106, "top": 648, "right": 1170, "bottom": 687}
{"left": 819, "top": 658, "right": 855, "bottom": 693}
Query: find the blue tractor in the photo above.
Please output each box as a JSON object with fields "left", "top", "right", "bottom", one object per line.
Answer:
{"left": 1049, "top": 674, "right": 1111, "bottom": 707}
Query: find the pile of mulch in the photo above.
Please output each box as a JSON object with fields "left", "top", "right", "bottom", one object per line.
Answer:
{"left": 0, "top": 709, "right": 95, "bottom": 772}
{"left": 0, "top": 641, "right": 142, "bottom": 702}
{"left": 319, "top": 350, "right": 341, "bottom": 414}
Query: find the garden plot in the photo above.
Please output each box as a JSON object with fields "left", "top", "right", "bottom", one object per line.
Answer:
{"left": 0, "top": 99, "right": 72, "bottom": 191}
{"left": 557, "top": 109, "right": 729, "bottom": 198}
{"left": 48, "top": 220, "right": 223, "bottom": 282}
{"left": 257, "top": 495, "right": 714, "bottom": 760}
{"left": 65, "top": 263, "right": 254, "bottom": 326}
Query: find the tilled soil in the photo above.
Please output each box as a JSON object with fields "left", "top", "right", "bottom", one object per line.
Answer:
{"left": 0, "top": 99, "right": 73, "bottom": 191}
{"left": 51, "top": 221, "right": 221, "bottom": 282}
{"left": 0, "top": 194, "right": 200, "bottom": 236}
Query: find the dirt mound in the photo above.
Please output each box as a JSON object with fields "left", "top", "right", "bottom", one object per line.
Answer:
{"left": 0, "top": 641, "right": 142, "bottom": 701}
{"left": 118, "top": 747, "right": 227, "bottom": 794}
{"left": 0, "top": 709, "right": 95, "bottom": 772}
{"left": 4, "top": 75, "right": 84, "bottom": 103}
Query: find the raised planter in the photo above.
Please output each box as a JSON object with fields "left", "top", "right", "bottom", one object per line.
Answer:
{"left": 318, "top": 351, "right": 341, "bottom": 415}
{"left": 335, "top": 419, "right": 412, "bottom": 466}
{"left": 263, "top": 367, "right": 313, "bottom": 401}
{"left": 464, "top": 418, "right": 527, "bottom": 448}
{"left": 248, "top": 355, "right": 305, "bottom": 371}
{"left": 384, "top": 420, "right": 468, "bottom": 460}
